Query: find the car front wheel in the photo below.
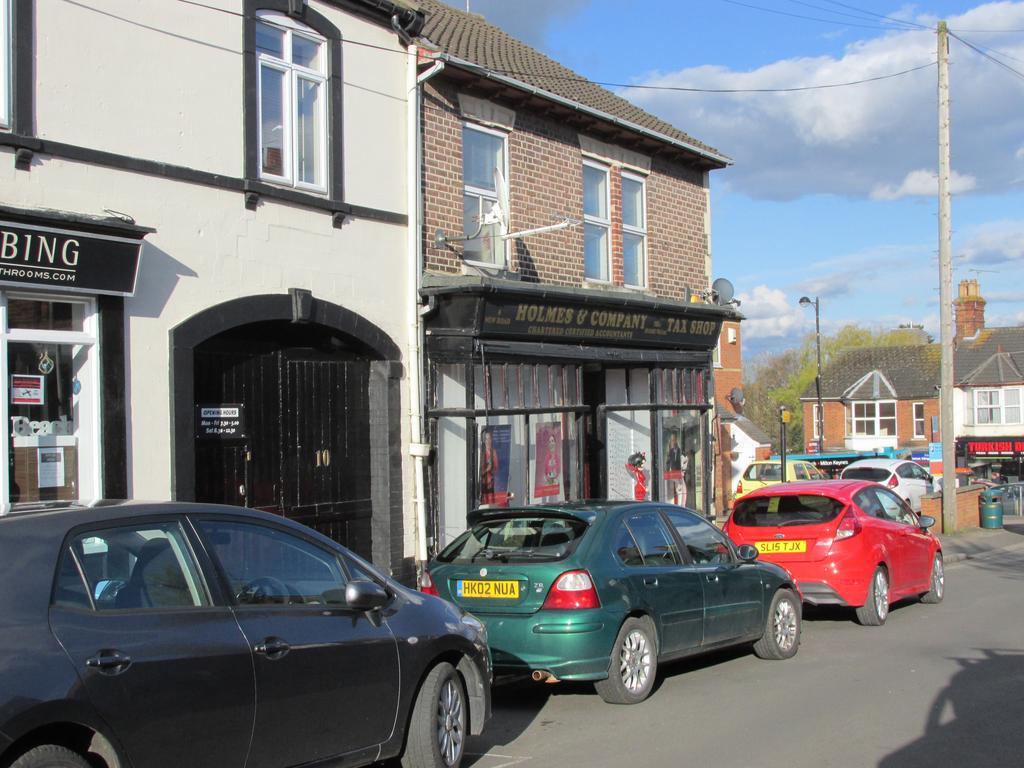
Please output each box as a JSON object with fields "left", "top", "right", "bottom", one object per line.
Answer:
{"left": 921, "top": 553, "right": 944, "bottom": 604}
{"left": 855, "top": 566, "right": 890, "bottom": 626}
{"left": 11, "top": 745, "right": 91, "bottom": 768}
{"left": 402, "top": 661, "right": 467, "bottom": 768}
{"left": 595, "top": 616, "right": 658, "bottom": 704}
{"left": 753, "top": 588, "right": 801, "bottom": 660}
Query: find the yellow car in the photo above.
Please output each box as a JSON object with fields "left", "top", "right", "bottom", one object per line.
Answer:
{"left": 735, "top": 459, "right": 827, "bottom": 500}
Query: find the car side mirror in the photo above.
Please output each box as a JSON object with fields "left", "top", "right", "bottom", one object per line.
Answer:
{"left": 917, "top": 515, "right": 936, "bottom": 530}
{"left": 736, "top": 544, "right": 759, "bottom": 562}
{"left": 344, "top": 579, "right": 390, "bottom": 611}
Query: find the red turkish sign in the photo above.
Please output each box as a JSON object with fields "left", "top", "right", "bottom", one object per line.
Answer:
{"left": 965, "top": 440, "right": 1024, "bottom": 455}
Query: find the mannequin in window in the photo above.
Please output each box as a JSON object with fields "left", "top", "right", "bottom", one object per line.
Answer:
{"left": 625, "top": 451, "right": 648, "bottom": 501}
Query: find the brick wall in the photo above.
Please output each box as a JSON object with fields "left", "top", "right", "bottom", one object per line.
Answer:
{"left": 920, "top": 486, "right": 981, "bottom": 533}
{"left": 421, "top": 79, "right": 710, "bottom": 297}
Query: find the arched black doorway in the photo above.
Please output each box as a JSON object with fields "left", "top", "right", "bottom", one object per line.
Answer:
{"left": 170, "top": 293, "right": 405, "bottom": 570}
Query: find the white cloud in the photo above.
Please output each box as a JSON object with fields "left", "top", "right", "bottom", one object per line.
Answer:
{"left": 1017, "top": 146, "right": 1024, "bottom": 160}
{"left": 620, "top": 2, "right": 1024, "bottom": 201}
{"left": 736, "top": 285, "right": 806, "bottom": 339}
{"left": 958, "top": 220, "right": 1024, "bottom": 264}
{"left": 871, "top": 169, "right": 977, "bottom": 200}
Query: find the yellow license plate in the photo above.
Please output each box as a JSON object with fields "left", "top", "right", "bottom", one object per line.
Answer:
{"left": 457, "top": 580, "right": 520, "bottom": 599}
{"left": 755, "top": 540, "right": 807, "bottom": 554}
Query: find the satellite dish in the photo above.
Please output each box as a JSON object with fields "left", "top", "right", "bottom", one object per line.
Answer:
{"left": 729, "top": 387, "right": 745, "bottom": 406}
{"left": 712, "top": 277, "right": 735, "bottom": 306}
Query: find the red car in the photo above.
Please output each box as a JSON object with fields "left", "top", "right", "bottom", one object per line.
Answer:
{"left": 723, "top": 480, "right": 943, "bottom": 625}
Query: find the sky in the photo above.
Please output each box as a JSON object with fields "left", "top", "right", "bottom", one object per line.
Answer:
{"left": 441, "top": 0, "right": 1024, "bottom": 358}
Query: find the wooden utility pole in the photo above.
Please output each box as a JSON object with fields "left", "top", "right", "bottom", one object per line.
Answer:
{"left": 938, "top": 21, "right": 956, "bottom": 532}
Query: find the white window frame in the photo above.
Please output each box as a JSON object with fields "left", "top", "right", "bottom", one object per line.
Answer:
{"left": 255, "top": 11, "right": 328, "bottom": 194}
{"left": 850, "top": 400, "right": 897, "bottom": 437}
{"left": 582, "top": 160, "right": 611, "bottom": 283}
{"left": 461, "top": 122, "right": 509, "bottom": 268}
{"left": 1, "top": 291, "right": 101, "bottom": 515}
{"left": 913, "top": 402, "right": 925, "bottom": 439}
{"left": 620, "top": 171, "right": 647, "bottom": 289}
{"left": 974, "top": 387, "right": 1022, "bottom": 425}
{"left": 811, "top": 403, "right": 821, "bottom": 440}
{"left": 0, "top": 0, "right": 10, "bottom": 130}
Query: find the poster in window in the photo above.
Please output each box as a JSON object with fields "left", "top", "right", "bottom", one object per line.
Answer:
{"left": 533, "top": 421, "right": 563, "bottom": 499}
{"left": 11, "top": 374, "right": 45, "bottom": 405}
{"left": 479, "top": 424, "right": 512, "bottom": 507}
{"left": 37, "top": 447, "right": 65, "bottom": 488}
{"left": 663, "top": 426, "right": 689, "bottom": 505}
{"left": 661, "top": 412, "right": 698, "bottom": 508}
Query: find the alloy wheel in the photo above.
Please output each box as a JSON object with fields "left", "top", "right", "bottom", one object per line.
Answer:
{"left": 874, "top": 569, "right": 889, "bottom": 621}
{"left": 933, "top": 557, "right": 945, "bottom": 599}
{"left": 436, "top": 677, "right": 464, "bottom": 766}
{"left": 619, "top": 629, "right": 652, "bottom": 694}
{"left": 773, "top": 597, "right": 799, "bottom": 652}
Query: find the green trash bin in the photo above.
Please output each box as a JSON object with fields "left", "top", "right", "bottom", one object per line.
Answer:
{"left": 980, "top": 488, "right": 1004, "bottom": 529}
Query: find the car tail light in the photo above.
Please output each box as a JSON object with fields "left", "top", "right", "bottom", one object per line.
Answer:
{"left": 835, "top": 511, "right": 862, "bottom": 540}
{"left": 736, "top": 480, "right": 743, "bottom": 496}
{"left": 420, "top": 570, "right": 439, "bottom": 596}
{"left": 542, "top": 570, "right": 601, "bottom": 610}
{"left": 887, "top": 474, "right": 899, "bottom": 488}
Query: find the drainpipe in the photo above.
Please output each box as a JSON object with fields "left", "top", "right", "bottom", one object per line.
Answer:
{"left": 407, "top": 43, "right": 445, "bottom": 572}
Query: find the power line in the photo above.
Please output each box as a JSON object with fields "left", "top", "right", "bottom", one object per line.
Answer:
{"left": 950, "top": 31, "right": 1024, "bottom": 83}
{"left": 818, "top": 0, "right": 932, "bottom": 31}
{"left": 487, "top": 62, "right": 937, "bottom": 94}
{"left": 716, "top": 0, "right": 928, "bottom": 31}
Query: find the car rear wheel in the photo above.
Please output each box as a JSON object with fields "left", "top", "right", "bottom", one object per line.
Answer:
{"left": 10, "top": 745, "right": 90, "bottom": 768}
{"left": 921, "top": 553, "right": 945, "bottom": 604}
{"left": 753, "top": 588, "right": 801, "bottom": 660}
{"left": 855, "top": 566, "right": 890, "bottom": 626}
{"left": 595, "top": 616, "right": 657, "bottom": 705}
{"left": 401, "top": 661, "right": 466, "bottom": 768}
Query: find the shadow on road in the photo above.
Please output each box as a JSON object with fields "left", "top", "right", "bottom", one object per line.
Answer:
{"left": 879, "top": 648, "right": 1024, "bottom": 767}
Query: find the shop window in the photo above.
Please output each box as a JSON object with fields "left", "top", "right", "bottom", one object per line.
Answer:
{"left": 255, "top": 12, "right": 328, "bottom": 192}
{"left": 3, "top": 293, "right": 100, "bottom": 510}
{"left": 621, "top": 173, "right": 647, "bottom": 288}
{"left": 659, "top": 410, "right": 701, "bottom": 509}
{"left": 583, "top": 161, "right": 610, "bottom": 281}
{"left": 462, "top": 123, "right": 507, "bottom": 266}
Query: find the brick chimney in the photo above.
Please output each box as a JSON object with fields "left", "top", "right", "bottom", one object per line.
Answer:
{"left": 955, "top": 279, "right": 986, "bottom": 341}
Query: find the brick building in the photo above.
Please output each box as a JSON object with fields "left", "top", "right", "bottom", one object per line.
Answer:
{"left": 412, "top": 1, "right": 739, "bottom": 546}
{"left": 800, "top": 346, "right": 940, "bottom": 460}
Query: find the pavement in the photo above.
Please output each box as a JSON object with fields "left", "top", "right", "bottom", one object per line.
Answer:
{"left": 936, "top": 514, "right": 1024, "bottom": 562}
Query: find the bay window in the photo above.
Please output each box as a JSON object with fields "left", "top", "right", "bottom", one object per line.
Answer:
{"left": 850, "top": 401, "right": 896, "bottom": 437}
{"left": 975, "top": 388, "right": 1022, "bottom": 425}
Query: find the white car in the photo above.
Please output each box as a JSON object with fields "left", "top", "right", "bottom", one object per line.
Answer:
{"left": 840, "top": 458, "right": 933, "bottom": 512}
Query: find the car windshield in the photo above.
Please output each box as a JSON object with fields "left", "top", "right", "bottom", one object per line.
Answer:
{"left": 436, "top": 516, "right": 588, "bottom": 564}
{"left": 731, "top": 494, "right": 846, "bottom": 528}
{"left": 842, "top": 467, "right": 891, "bottom": 482}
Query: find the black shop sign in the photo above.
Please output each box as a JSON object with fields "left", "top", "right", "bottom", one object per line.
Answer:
{"left": 480, "top": 297, "right": 723, "bottom": 349}
{"left": 196, "top": 404, "right": 247, "bottom": 440}
{"left": 0, "top": 220, "right": 143, "bottom": 295}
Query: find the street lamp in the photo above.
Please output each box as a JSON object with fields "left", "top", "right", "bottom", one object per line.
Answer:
{"left": 799, "top": 296, "right": 824, "bottom": 454}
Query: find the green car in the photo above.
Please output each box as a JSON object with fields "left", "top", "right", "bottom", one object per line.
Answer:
{"left": 424, "top": 502, "right": 801, "bottom": 704}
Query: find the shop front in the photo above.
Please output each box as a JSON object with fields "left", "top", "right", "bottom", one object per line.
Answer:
{"left": 1, "top": 206, "right": 148, "bottom": 513}
{"left": 958, "top": 437, "right": 1024, "bottom": 482}
{"left": 421, "top": 276, "right": 737, "bottom": 551}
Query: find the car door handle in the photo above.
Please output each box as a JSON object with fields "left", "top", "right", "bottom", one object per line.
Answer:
{"left": 643, "top": 576, "right": 659, "bottom": 587}
{"left": 254, "top": 637, "right": 291, "bottom": 660}
{"left": 705, "top": 573, "right": 720, "bottom": 583}
{"left": 86, "top": 650, "right": 132, "bottom": 674}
